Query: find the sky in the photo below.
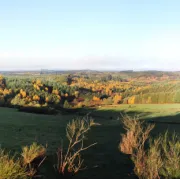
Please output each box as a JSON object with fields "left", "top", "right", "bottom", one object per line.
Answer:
{"left": 0, "top": 0, "right": 180, "bottom": 70}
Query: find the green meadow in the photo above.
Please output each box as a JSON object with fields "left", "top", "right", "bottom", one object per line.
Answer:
{"left": 0, "top": 104, "right": 179, "bottom": 178}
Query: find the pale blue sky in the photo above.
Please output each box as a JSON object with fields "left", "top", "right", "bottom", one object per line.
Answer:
{"left": 0, "top": 0, "right": 180, "bottom": 70}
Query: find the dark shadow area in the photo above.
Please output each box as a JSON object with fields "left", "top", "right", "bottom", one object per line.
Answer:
{"left": 18, "top": 106, "right": 59, "bottom": 115}
{"left": 148, "top": 114, "right": 180, "bottom": 124}
{"left": 75, "top": 125, "right": 137, "bottom": 179}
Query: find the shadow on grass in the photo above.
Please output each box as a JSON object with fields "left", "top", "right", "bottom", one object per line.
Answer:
{"left": 69, "top": 107, "right": 180, "bottom": 178}
{"left": 38, "top": 124, "right": 137, "bottom": 179}
{"left": 42, "top": 107, "right": 180, "bottom": 178}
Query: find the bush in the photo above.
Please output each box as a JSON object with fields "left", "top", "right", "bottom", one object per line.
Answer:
{"left": 63, "top": 100, "right": 71, "bottom": 109}
{"left": 55, "top": 115, "right": 99, "bottom": 175}
{"left": 0, "top": 149, "right": 27, "bottom": 179}
{"left": 119, "top": 114, "right": 154, "bottom": 155}
{"left": 21, "top": 142, "right": 46, "bottom": 165}
{"left": 132, "top": 137, "right": 163, "bottom": 179}
{"left": 146, "top": 138, "right": 163, "bottom": 178}
{"left": 102, "top": 97, "right": 113, "bottom": 105}
{"left": 21, "top": 142, "right": 47, "bottom": 178}
{"left": 119, "top": 114, "right": 180, "bottom": 179}
{"left": 119, "top": 114, "right": 159, "bottom": 178}
{"left": 160, "top": 132, "right": 180, "bottom": 178}
{"left": 11, "top": 95, "right": 26, "bottom": 106}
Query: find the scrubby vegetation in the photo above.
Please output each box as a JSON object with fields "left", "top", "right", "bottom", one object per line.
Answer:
{"left": 119, "top": 114, "right": 180, "bottom": 179}
{"left": 0, "top": 150, "right": 28, "bottom": 179}
{"left": 160, "top": 132, "right": 180, "bottom": 178}
{"left": 21, "top": 142, "right": 47, "bottom": 177}
{"left": 55, "top": 116, "right": 99, "bottom": 176}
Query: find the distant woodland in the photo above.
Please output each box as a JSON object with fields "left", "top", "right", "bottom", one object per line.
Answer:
{"left": 1, "top": 71, "right": 180, "bottom": 113}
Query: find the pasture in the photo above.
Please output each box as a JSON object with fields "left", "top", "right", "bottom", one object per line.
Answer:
{"left": 0, "top": 104, "right": 180, "bottom": 178}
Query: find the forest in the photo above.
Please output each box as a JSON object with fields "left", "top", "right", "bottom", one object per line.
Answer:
{"left": 1, "top": 71, "right": 180, "bottom": 113}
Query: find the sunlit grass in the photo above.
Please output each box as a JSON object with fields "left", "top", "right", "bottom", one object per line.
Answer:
{"left": 0, "top": 149, "right": 28, "bottom": 179}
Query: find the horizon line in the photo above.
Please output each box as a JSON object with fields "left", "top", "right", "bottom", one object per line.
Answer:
{"left": 0, "top": 69, "right": 180, "bottom": 72}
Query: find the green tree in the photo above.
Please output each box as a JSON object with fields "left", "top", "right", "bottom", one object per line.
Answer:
{"left": 63, "top": 100, "right": 71, "bottom": 109}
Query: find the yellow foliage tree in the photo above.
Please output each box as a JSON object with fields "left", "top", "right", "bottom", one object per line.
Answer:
{"left": 128, "top": 96, "right": 135, "bottom": 104}
{"left": 0, "top": 88, "right": 3, "bottom": 94}
{"left": 3, "top": 89, "right": 11, "bottom": 96}
{"left": 33, "top": 95, "right": 40, "bottom": 101}
{"left": 147, "top": 96, "right": 151, "bottom": 104}
{"left": 113, "top": 94, "right": 122, "bottom": 104}
{"left": 57, "top": 95, "right": 61, "bottom": 100}
{"left": 53, "top": 89, "right": 59, "bottom": 95}
{"left": 36, "top": 79, "right": 42, "bottom": 86}
{"left": 45, "top": 97, "right": 49, "bottom": 103}
{"left": 93, "top": 96, "right": 100, "bottom": 101}
{"left": 74, "top": 91, "right": 79, "bottom": 98}
{"left": 20, "top": 89, "right": 27, "bottom": 98}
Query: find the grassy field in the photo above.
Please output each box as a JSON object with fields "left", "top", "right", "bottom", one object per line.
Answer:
{"left": 0, "top": 104, "right": 180, "bottom": 178}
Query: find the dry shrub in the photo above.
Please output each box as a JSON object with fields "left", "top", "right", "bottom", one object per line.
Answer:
{"left": 55, "top": 115, "right": 99, "bottom": 175}
{"left": 119, "top": 114, "right": 161, "bottom": 179}
{"left": 0, "top": 149, "right": 28, "bottom": 179}
{"left": 119, "top": 115, "right": 139, "bottom": 154}
{"left": 119, "top": 114, "right": 154, "bottom": 155}
{"left": 119, "top": 114, "right": 180, "bottom": 179}
{"left": 21, "top": 142, "right": 46, "bottom": 165}
{"left": 145, "top": 138, "right": 163, "bottom": 179}
{"left": 160, "top": 132, "right": 180, "bottom": 179}
{"left": 132, "top": 137, "right": 163, "bottom": 179}
{"left": 120, "top": 130, "right": 136, "bottom": 154}
{"left": 21, "top": 142, "right": 47, "bottom": 177}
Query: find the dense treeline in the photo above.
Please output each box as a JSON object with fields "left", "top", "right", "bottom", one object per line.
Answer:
{"left": 0, "top": 71, "right": 180, "bottom": 112}
{"left": 124, "top": 82, "right": 180, "bottom": 104}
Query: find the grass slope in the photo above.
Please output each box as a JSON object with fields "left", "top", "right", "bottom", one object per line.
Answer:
{"left": 0, "top": 104, "right": 179, "bottom": 178}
